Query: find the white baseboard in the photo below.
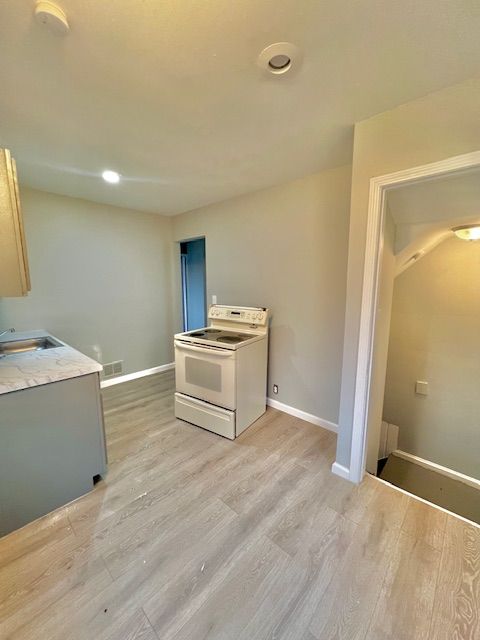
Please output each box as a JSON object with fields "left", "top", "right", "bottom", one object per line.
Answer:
{"left": 393, "top": 450, "right": 480, "bottom": 490}
{"left": 266, "top": 397, "right": 338, "bottom": 434}
{"left": 101, "top": 369, "right": 339, "bottom": 438}
{"left": 378, "top": 421, "right": 399, "bottom": 459}
{"left": 331, "top": 462, "right": 351, "bottom": 481}
{"left": 100, "top": 363, "right": 175, "bottom": 389}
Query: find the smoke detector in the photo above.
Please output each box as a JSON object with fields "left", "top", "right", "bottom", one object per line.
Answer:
{"left": 257, "top": 42, "right": 301, "bottom": 76}
{"left": 34, "top": 1, "right": 69, "bottom": 35}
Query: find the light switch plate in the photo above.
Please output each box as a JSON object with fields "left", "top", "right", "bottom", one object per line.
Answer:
{"left": 415, "top": 380, "right": 428, "bottom": 395}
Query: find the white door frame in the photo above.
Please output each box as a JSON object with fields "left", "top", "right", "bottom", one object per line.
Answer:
{"left": 348, "top": 150, "right": 480, "bottom": 484}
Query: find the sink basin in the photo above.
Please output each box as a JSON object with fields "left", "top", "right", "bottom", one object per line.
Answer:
{"left": 0, "top": 336, "right": 63, "bottom": 356}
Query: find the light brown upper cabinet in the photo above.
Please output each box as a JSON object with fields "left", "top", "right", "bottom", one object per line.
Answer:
{"left": 0, "top": 149, "right": 31, "bottom": 296}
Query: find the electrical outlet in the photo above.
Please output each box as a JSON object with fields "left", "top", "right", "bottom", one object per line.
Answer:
{"left": 273, "top": 384, "right": 278, "bottom": 394}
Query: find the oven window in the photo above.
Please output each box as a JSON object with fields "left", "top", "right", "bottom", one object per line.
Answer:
{"left": 185, "top": 357, "right": 222, "bottom": 392}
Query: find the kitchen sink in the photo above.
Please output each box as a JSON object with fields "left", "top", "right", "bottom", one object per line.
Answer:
{"left": 0, "top": 336, "right": 63, "bottom": 356}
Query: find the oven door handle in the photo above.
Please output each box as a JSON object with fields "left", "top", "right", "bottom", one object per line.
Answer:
{"left": 174, "top": 340, "right": 235, "bottom": 358}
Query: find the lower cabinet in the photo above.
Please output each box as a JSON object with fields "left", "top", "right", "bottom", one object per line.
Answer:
{"left": 0, "top": 373, "right": 107, "bottom": 537}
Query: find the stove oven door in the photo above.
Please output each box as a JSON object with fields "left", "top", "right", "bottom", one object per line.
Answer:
{"left": 174, "top": 340, "right": 236, "bottom": 410}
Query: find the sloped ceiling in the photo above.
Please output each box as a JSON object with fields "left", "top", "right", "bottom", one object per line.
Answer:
{"left": 387, "top": 167, "right": 480, "bottom": 274}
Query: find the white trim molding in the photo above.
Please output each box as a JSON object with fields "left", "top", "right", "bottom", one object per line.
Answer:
{"left": 100, "top": 363, "right": 175, "bottom": 389}
{"left": 331, "top": 462, "right": 351, "bottom": 481}
{"left": 393, "top": 450, "right": 480, "bottom": 490}
{"left": 346, "top": 150, "right": 480, "bottom": 485}
{"left": 266, "top": 397, "right": 338, "bottom": 433}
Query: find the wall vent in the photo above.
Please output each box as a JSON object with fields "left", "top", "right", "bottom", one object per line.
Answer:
{"left": 112, "top": 360, "right": 123, "bottom": 375}
{"left": 103, "top": 360, "right": 123, "bottom": 378}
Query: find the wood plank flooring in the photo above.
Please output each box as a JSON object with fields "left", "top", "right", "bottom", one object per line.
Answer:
{"left": 0, "top": 371, "right": 479, "bottom": 640}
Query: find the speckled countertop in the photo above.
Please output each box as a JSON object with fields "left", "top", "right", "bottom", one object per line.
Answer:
{"left": 0, "top": 330, "right": 102, "bottom": 395}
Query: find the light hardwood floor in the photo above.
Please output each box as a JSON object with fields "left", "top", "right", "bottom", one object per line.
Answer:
{"left": 0, "top": 371, "right": 479, "bottom": 640}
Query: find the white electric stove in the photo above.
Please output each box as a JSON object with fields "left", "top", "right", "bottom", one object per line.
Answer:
{"left": 174, "top": 305, "right": 269, "bottom": 439}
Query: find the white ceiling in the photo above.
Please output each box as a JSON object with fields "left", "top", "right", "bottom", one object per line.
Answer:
{"left": 388, "top": 169, "right": 480, "bottom": 227}
{"left": 1, "top": 1, "right": 480, "bottom": 215}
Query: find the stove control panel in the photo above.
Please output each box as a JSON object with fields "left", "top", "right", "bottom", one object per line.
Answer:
{"left": 209, "top": 305, "right": 268, "bottom": 326}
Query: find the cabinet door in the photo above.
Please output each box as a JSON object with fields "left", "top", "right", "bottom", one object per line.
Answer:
{"left": 0, "top": 373, "right": 107, "bottom": 536}
{"left": 0, "top": 148, "right": 31, "bottom": 296}
{"left": 10, "top": 157, "right": 31, "bottom": 292}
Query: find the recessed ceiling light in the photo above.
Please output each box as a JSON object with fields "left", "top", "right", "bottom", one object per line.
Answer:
{"left": 257, "top": 42, "right": 301, "bottom": 76}
{"left": 102, "top": 170, "right": 120, "bottom": 184}
{"left": 452, "top": 224, "right": 480, "bottom": 241}
{"left": 268, "top": 54, "right": 291, "bottom": 71}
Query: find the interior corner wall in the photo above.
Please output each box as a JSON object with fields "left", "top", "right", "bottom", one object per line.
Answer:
{"left": 335, "top": 77, "right": 480, "bottom": 472}
{"left": 383, "top": 237, "right": 480, "bottom": 480}
{"left": 172, "top": 165, "right": 352, "bottom": 425}
{"left": 0, "top": 188, "right": 177, "bottom": 374}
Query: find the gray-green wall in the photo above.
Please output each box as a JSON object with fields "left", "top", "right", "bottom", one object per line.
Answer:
{"left": 1, "top": 166, "right": 351, "bottom": 429}
{"left": 173, "top": 165, "right": 352, "bottom": 425}
{"left": 336, "top": 77, "right": 480, "bottom": 474}
{"left": 384, "top": 237, "right": 480, "bottom": 480}
{"left": 0, "top": 188, "right": 175, "bottom": 374}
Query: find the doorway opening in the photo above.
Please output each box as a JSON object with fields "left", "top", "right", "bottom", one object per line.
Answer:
{"left": 180, "top": 238, "right": 207, "bottom": 331}
{"left": 377, "top": 169, "right": 480, "bottom": 523}
{"left": 343, "top": 149, "right": 480, "bottom": 524}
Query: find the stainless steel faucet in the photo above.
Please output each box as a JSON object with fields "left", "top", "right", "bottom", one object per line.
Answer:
{"left": 0, "top": 328, "right": 15, "bottom": 339}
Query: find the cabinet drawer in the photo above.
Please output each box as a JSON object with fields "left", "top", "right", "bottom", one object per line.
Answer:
{"left": 175, "top": 392, "right": 236, "bottom": 440}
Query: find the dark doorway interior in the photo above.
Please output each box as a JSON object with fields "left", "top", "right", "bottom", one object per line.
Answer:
{"left": 180, "top": 238, "right": 207, "bottom": 331}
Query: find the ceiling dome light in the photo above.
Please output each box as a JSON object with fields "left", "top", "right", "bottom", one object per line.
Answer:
{"left": 34, "top": 1, "right": 70, "bottom": 35}
{"left": 257, "top": 42, "right": 301, "bottom": 76}
{"left": 102, "top": 170, "right": 120, "bottom": 184}
{"left": 452, "top": 224, "right": 480, "bottom": 241}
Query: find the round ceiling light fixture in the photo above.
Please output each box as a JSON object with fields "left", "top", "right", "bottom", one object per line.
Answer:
{"left": 257, "top": 42, "right": 301, "bottom": 75}
{"left": 452, "top": 224, "right": 480, "bottom": 241}
{"left": 102, "top": 170, "right": 121, "bottom": 184}
{"left": 34, "top": 1, "right": 70, "bottom": 35}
